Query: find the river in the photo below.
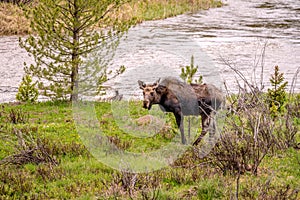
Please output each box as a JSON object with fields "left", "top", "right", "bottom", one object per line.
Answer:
{"left": 0, "top": 0, "right": 299, "bottom": 102}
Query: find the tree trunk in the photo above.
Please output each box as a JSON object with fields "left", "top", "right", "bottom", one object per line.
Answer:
{"left": 71, "top": 0, "right": 79, "bottom": 101}
{"left": 71, "top": 60, "right": 79, "bottom": 101}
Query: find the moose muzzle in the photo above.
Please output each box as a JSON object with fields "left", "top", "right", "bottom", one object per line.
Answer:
{"left": 143, "top": 100, "right": 152, "bottom": 110}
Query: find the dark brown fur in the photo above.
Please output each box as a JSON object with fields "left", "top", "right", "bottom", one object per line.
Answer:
{"left": 138, "top": 79, "right": 223, "bottom": 145}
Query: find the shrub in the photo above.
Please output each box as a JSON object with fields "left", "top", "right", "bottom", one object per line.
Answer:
{"left": 211, "top": 92, "right": 275, "bottom": 175}
{"left": 267, "top": 65, "right": 288, "bottom": 117}
{"left": 209, "top": 60, "right": 296, "bottom": 175}
{"left": 0, "top": 127, "right": 57, "bottom": 166}
{"left": 16, "top": 74, "right": 38, "bottom": 103}
{"left": 180, "top": 55, "right": 203, "bottom": 84}
{"left": 9, "top": 107, "right": 29, "bottom": 124}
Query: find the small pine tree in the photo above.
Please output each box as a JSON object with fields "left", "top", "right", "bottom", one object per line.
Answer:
{"left": 16, "top": 74, "right": 39, "bottom": 103}
{"left": 180, "top": 55, "right": 203, "bottom": 84}
{"left": 19, "top": 0, "right": 133, "bottom": 101}
{"left": 267, "top": 65, "right": 288, "bottom": 117}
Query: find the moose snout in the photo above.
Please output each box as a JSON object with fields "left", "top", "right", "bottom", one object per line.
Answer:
{"left": 143, "top": 100, "right": 151, "bottom": 110}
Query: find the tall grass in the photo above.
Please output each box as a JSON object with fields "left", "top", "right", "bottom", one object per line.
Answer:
{"left": 114, "top": 0, "right": 222, "bottom": 22}
{"left": 0, "top": 2, "right": 30, "bottom": 35}
{"left": 0, "top": 0, "right": 222, "bottom": 36}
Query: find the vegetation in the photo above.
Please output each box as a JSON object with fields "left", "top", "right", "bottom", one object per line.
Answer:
{"left": 19, "top": 0, "right": 133, "bottom": 101}
{"left": 0, "top": 96, "right": 299, "bottom": 199}
{"left": 180, "top": 55, "right": 203, "bottom": 84}
{"left": 116, "top": 0, "right": 222, "bottom": 22}
{"left": 0, "top": 0, "right": 33, "bottom": 5}
{"left": 16, "top": 74, "right": 38, "bottom": 103}
{"left": 0, "top": 0, "right": 223, "bottom": 36}
{"left": 267, "top": 65, "right": 288, "bottom": 117}
{"left": 0, "top": 1, "right": 30, "bottom": 35}
{"left": 1, "top": 0, "right": 299, "bottom": 199}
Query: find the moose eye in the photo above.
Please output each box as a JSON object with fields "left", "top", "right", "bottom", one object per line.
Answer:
{"left": 150, "top": 92, "right": 154, "bottom": 96}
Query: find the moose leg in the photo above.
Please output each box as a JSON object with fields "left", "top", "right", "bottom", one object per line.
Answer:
{"left": 174, "top": 112, "right": 186, "bottom": 144}
{"left": 208, "top": 112, "right": 216, "bottom": 138}
{"left": 193, "top": 114, "right": 210, "bottom": 146}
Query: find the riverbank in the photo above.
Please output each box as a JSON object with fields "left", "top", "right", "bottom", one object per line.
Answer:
{"left": 0, "top": 0, "right": 222, "bottom": 36}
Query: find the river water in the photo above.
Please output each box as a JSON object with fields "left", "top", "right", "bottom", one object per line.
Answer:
{"left": 0, "top": 0, "right": 299, "bottom": 102}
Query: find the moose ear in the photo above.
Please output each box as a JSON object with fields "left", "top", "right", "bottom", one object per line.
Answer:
{"left": 154, "top": 78, "right": 161, "bottom": 86}
{"left": 138, "top": 80, "right": 146, "bottom": 89}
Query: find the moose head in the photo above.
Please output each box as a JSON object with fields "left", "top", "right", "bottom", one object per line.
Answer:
{"left": 138, "top": 79, "right": 167, "bottom": 110}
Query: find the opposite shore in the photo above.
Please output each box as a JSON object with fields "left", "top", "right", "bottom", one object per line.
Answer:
{"left": 0, "top": 0, "right": 222, "bottom": 36}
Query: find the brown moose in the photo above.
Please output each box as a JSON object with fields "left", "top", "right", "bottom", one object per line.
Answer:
{"left": 138, "top": 77, "right": 224, "bottom": 145}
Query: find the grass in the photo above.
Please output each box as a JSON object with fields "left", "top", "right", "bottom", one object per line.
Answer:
{"left": 0, "top": 0, "right": 222, "bottom": 36}
{"left": 114, "top": 0, "right": 222, "bottom": 22}
{"left": 0, "top": 2, "right": 30, "bottom": 35}
{"left": 0, "top": 100, "right": 299, "bottom": 199}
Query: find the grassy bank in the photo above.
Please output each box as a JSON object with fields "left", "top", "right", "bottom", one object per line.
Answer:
{"left": 0, "top": 100, "right": 299, "bottom": 199}
{"left": 0, "top": 0, "right": 222, "bottom": 36}
{"left": 0, "top": 2, "right": 30, "bottom": 35}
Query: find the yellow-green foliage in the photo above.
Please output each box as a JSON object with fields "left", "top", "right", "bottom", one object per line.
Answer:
{"left": 267, "top": 65, "right": 288, "bottom": 117}
{"left": 16, "top": 74, "right": 38, "bottom": 103}
{"left": 180, "top": 55, "right": 203, "bottom": 84}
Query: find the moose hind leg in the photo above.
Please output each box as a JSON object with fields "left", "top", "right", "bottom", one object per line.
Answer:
{"left": 193, "top": 114, "right": 210, "bottom": 146}
{"left": 208, "top": 113, "right": 216, "bottom": 139}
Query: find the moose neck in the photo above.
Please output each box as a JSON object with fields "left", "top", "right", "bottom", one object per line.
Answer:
{"left": 158, "top": 91, "right": 181, "bottom": 113}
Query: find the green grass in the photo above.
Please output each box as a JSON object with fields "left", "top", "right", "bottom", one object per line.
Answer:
{"left": 0, "top": 100, "right": 299, "bottom": 199}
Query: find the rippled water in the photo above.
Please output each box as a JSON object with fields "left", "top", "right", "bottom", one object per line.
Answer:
{"left": 0, "top": 0, "right": 299, "bottom": 102}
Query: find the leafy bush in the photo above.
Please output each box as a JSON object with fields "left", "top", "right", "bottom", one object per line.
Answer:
{"left": 16, "top": 74, "right": 38, "bottom": 103}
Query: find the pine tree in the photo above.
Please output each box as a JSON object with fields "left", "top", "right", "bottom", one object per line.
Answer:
{"left": 180, "top": 55, "right": 202, "bottom": 84}
{"left": 267, "top": 65, "right": 288, "bottom": 117}
{"left": 16, "top": 74, "right": 38, "bottom": 103}
{"left": 19, "top": 0, "right": 134, "bottom": 101}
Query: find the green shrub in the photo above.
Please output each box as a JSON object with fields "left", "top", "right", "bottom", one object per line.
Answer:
{"left": 180, "top": 55, "right": 203, "bottom": 84}
{"left": 16, "top": 74, "right": 38, "bottom": 103}
{"left": 267, "top": 65, "right": 288, "bottom": 117}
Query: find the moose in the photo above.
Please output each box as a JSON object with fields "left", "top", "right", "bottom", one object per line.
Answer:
{"left": 138, "top": 77, "right": 224, "bottom": 145}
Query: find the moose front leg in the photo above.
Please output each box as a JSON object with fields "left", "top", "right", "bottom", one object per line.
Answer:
{"left": 174, "top": 111, "right": 186, "bottom": 145}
